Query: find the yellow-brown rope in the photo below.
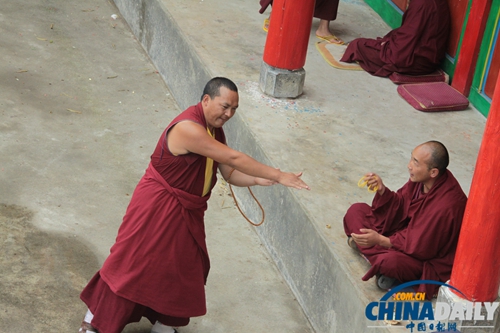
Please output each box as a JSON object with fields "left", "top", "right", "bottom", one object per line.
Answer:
{"left": 227, "top": 168, "right": 265, "bottom": 226}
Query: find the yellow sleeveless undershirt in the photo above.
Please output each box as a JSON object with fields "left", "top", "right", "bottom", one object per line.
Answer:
{"left": 202, "top": 127, "right": 214, "bottom": 196}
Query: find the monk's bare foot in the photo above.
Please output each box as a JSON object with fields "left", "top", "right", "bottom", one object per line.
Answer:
{"left": 315, "top": 19, "right": 344, "bottom": 45}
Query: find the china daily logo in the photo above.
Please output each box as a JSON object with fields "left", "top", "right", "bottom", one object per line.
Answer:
{"left": 365, "top": 280, "right": 499, "bottom": 332}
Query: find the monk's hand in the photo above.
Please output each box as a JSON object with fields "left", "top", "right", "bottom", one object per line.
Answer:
{"left": 254, "top": 177, "right": 278, "bottom": 186}
{"left": 351, "top": 229, "right": 382, "bottom": 247}
{"left": 277, "top": 171, "right": 310, "bottom": 190}
{"left": 365, "top": 173, "right": 385, "bottom": 195}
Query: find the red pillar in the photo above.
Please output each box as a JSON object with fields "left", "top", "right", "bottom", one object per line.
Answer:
{"left": 263, "top": 0, "right": 315, "bottom": 70}
{"left": 449, "top": 73, "right": 500, "bottom": 302}
{"left": 451, "top": 0, "right": 492, "bottom": 95}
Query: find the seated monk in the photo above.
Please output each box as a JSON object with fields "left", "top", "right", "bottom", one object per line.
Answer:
{"left": 344, "top": 141, "right": 467, "bottom": 299}
{"left": 340, "top": 0, "right": 451, "bottom": 77}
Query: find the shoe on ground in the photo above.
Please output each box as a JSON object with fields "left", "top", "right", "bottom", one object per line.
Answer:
{"left": 79, "top": 321, "right": 98, "bottom": 333}
{"left": 347, "top": 236, "right": 360, "bottom": 252}
{"left": 376, "top": 274, "right": 401, "bottom": 290}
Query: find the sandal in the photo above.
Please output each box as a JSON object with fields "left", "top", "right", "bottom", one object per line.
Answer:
{"left": 376, "top": 274, "right": 401, "bottom": 291}
{"left": 263, "top": 17, "right": 270, "bottom": 32}
{"left": 79, "top": 321, "right": 99, "bottom": 333}
{"left": 347, "top": 236, "right": 360, "bottom": 252}
{"left": 316, "top": 34, "right": 345, "bottom": 45}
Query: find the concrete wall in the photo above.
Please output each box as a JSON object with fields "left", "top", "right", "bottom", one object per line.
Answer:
{"left": 112, "top": 0, "right": 209, "bottom": 109}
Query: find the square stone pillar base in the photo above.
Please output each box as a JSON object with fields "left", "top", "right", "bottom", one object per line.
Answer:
{"left": 259, "top": 62, "right": 305, "bottom": 98}
{"left": 436, "top": 282, "right": 500, "bottom": 332}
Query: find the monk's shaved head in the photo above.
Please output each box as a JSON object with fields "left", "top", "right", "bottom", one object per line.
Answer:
{"left": 420, "top": 141, "right": 449, "bottom": 174}
{"left": 201, "top": 77, "right": 238, "bottom": 101}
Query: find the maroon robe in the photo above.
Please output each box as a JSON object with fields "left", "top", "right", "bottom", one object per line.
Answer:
{"left": 340, "top": 0, "right": 450, "bottom": 77}
{"left": 259, "top": 0, "right": 340, "bottom": 21}
{"left": 344, "top": 170, "right": 467, "bottom": 298}
{"left": 81, "top": 103, "right": 225, "bottom": 328}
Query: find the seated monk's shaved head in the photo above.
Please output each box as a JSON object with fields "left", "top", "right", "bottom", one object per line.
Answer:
{"left": 421, "top": 141, "right": 449, "bottom": 175}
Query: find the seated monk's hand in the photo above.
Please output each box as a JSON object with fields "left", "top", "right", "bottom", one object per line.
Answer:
{"left": 364, "top": 173, "right": 386, "bottom": 195}
{"left": 351, "top": 229, "right": 382, "bottom": 247}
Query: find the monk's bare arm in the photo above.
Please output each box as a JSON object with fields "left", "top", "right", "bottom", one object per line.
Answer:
{"left": 377, "top": 234, "right": 392, "bottom": 248}
{"left": 351, "top": 229, "right": 392, "bottom": 248}
{"left": 168, "top": 121, "right": 309, "bottom": 190}
{"left": 218, "top": 164, "right": 279, "bottom": 187}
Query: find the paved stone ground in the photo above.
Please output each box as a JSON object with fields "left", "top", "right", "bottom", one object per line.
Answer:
{"left": 0, "top": 0, "right": 313, "bottom": 332}
{"left": 0, "top": 204, "right": 100, "bottom": 331}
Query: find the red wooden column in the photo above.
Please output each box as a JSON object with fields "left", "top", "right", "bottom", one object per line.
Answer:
{"left": 263, "top": 0, "right": 315, "bottom": 70}
{"left": 451, "top": 0, "right": 492, "bottom": 95}
{"left": 260, "top": 0, "right": 315, "bottom": 98}
{"left": 449, "top": 73, "right": 500, "bottom": 301}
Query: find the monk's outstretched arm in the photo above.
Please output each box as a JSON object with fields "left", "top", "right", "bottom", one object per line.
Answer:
{"left": 169, "top": 121, "right": 309, "bottom": 190}
{"left": 218, "top": 163, "right": 280, "bottom": 187}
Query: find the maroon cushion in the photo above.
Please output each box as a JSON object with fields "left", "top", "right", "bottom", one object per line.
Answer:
{"left": 397, "top": 82, "right": 469, "bottom": 112}
{"left": 390, "top": 69, "right": 448, "bottom": 85}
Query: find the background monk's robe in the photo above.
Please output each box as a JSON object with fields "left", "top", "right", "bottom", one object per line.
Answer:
{"left": 344, "top": 170, "right": 467, "bottom": 298}
{"left": 259, "top": 0, "right": 340, "bottom": 21}
{"left": 340, "top": 0, "right": 450, "bottom": 77}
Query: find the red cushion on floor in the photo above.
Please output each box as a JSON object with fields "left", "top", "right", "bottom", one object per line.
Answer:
{"left": 397, "top": 82, "right": 469, "bottom": 112}
{"left": 390, "top": 69, "right": 448, "bottom": 84}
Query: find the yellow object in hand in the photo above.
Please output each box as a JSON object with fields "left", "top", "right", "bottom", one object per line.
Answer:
{"left": 358, "top": 176, "right": 378, "bottom": 193}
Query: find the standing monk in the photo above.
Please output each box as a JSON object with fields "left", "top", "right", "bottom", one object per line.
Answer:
{"left": 340, "top": 0, "right": 450, "bottom": 77}
{"left": 344, "top": 141, "right": 466, "bottom": 299}
{"left": 79, "top": 77, "right": 310, "bottom": 333}
{"left": 259, "top": 0, "right": 345, "bottom": 44}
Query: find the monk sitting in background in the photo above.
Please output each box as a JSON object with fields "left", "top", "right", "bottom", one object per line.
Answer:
{"left": 344, "top": 141, "right": 467, "bottom": 299}
{"left": 259, "top": 0, "right": 345, "bottom": 44}
{"left": 340, "top": 0, "right": 450, "bottom": 77}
